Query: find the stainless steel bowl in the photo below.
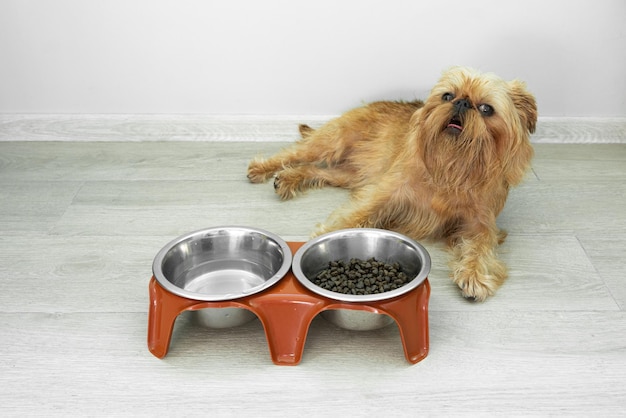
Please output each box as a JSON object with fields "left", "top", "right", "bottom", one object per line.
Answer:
{"left": 153, "top": 226, "right": 292, "bottom": 327}
{"left": 292, "top": 229, "right": 430, "bottom": 330}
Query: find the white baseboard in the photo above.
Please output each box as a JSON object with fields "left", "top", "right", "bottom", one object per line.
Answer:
{"left": 532, "top": 117, "right": 626, "bottom": 143}
{"left": 0, "top": 114, "right": 624, "bottom": 143}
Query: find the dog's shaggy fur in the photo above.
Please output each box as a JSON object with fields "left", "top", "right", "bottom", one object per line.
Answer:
{"left": 247, "top": 67, "right": 537, "bottom": 301}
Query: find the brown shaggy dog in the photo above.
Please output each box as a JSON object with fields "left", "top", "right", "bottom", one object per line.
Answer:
{"left": 247, "top": 67, "right": 537, "bottom": 301}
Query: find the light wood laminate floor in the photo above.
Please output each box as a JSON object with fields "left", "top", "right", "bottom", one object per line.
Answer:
{"left": 0, "top": 141, "right": 625, "bottom": 416}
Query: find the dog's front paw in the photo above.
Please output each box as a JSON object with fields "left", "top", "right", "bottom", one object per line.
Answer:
{"left": 453, "top": 270, "right": 499, "bottom": 302}
{"left": 451, "top": 258, "right": 507, "bottom": 302}
{"left": 449, "top": 241, "right": 508, "bottom": 302}
{"left": 247, "top": 158, "right": 274, "bottom": 183}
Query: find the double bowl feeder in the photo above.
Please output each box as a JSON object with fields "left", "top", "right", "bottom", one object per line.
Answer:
{"left": 148, "top": 226, "right": 431, "bottom": 365}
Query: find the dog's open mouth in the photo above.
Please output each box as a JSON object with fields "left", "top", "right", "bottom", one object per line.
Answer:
{"left": 446, "top": 118, "right": 464, "bottom": 134}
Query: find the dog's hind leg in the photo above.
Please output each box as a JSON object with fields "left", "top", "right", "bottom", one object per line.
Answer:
{"left": 312, "top": 180, "right": 412, "bottom": 236}
{"left": 247, "top": 145, "right": 327, "bottom": 184}
{"left": 273, "top": 165, "right": 355, "bottom": 200}
{"left": 247, "top": 125, "right": 318, "bottom": 183}
{"left": 247, "top": 122, "right": 350, "bottom": 184}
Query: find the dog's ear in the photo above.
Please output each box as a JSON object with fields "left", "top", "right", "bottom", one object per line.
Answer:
{"left": 508, "top": 80, "right": 537, "bottom": 134}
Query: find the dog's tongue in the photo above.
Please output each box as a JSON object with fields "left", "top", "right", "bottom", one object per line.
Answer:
{"left": 447, "top": 122, "right": 463, "bottom": 132}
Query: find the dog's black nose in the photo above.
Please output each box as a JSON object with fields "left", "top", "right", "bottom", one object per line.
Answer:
{"left": 453, "top": 98, "right": 472, "bottom": 115}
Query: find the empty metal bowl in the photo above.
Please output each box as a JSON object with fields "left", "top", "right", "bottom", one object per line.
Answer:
{"left": 152, "top": 226, "right": 292, "bottom": 328}
{"left": 292, "top": 229, "right": 431, "bottom": 330}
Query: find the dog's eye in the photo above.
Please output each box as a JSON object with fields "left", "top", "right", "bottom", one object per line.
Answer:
{"left": 478, "top": 104, "right": 494, "bottom": 116}
{"left": 442, "top": 93, "right": 455, "bottom": 102}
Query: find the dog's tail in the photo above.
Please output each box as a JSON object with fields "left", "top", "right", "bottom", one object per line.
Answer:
{"left": 298, "top": 124, "right": 314, "bottom": 139}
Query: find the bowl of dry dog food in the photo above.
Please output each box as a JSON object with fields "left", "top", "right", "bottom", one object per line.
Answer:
{"left": 291, "top": 228, "right": 431, "bottom": 330}
{"left": 152, "top": 226, "right": 292, "bottom": 328}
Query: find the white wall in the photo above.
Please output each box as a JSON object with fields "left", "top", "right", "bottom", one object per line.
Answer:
{"left": 0, "top": 0, "right": 624, "bottom": 117}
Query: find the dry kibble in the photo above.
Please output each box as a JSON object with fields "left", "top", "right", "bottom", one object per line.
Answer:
{"left": 313, "top": 258, "right": 410, "bottom": 295}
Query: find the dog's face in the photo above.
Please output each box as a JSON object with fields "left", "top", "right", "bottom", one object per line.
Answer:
{"left": 416, "top": 67, "right": 537, "bottom": 189}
